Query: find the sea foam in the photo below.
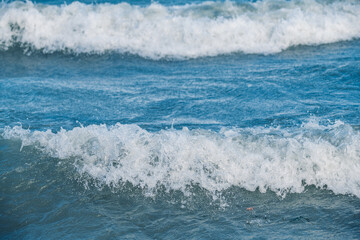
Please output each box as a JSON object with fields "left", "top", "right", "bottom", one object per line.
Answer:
{"left": 0, "top": 0, "right": 360, "bottom": 59}
{"left": 3, "top": 119, "right": 360, "bottom": 198}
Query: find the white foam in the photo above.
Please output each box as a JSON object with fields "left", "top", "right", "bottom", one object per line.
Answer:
{"left": 3, "top": 119, "right": 360, "bottom": 198}
{"left": 0, "top": 0, "right": 359, "bottom": 59}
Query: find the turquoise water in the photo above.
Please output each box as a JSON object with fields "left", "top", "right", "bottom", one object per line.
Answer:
{"left": 1, "top": 0, "right": 360, "bottom": 239}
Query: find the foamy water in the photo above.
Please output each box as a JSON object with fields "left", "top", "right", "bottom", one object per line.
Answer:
{"left": 1, "top": 0, "right": 360, "bottom": 58}
{"left": 3, "top": 119, "right": 360, "bottom": 198}
{"left": 1, "top": 1, "right": 360, "bottom": 238}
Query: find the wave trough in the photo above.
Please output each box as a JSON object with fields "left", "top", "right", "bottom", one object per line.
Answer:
{"left": 2, "top": 119, "right": 360, "bottom": 198}
{"left": 0, "top": 0, "right": 360, "bottom": 58}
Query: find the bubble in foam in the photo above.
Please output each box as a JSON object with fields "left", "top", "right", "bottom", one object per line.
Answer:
{"left": 0, "top": 0, "right": 359, "bottom": 58}
{"left": 2, "top": 119, "right": 360, "bottom": 198}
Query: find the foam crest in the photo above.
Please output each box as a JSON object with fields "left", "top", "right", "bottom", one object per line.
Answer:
{"left": 0, "top": 0, "right": 359, "bottom": 58}
{"left": 2, "top": 120, "right": 360, "bottom": 198}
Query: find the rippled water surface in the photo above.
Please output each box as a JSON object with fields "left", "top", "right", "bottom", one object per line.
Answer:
{"left": 1, "top": 0, "right": 360, "bottom": 239}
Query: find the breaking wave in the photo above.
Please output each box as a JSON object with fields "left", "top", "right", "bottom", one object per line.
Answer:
{"left": 2, "top": 119, "right": 360, "bottom": 198}
{"left": 0, "top": 0, "right": 360, "bottom": 59}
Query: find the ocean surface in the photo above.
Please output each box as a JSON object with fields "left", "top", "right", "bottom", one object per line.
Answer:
{"left": 1, "top": 0, "right": 360, "bottom": 239}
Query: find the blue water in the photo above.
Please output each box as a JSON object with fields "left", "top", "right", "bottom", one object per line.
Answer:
{"left": 1, "top": 0, "right": 360, "bottom": 239}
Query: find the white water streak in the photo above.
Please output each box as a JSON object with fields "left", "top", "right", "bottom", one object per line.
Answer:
{"left": 3, "top": 119, "right": 360, "bottom": 198}
{"left": 0, "top": 0, "right": 360, "bottom": 58}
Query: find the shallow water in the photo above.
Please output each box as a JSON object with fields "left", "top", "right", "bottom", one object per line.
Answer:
{"left": 1, "top": 0, "right": 360, "bottom": 239}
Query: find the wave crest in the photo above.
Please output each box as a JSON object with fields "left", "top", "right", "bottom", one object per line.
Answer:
{"left": 2, "top": 119, "right": 360, "bottom": 198}
{"left": 0, "top": 0, "right": 360, "bottom": 58}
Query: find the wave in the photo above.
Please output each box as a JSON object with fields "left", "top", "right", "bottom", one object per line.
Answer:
{"left": 2, "top": 119, "right": 360, "bottom": 198}
{"left": 0, "top": 0, "right": 359, "bottom": 59}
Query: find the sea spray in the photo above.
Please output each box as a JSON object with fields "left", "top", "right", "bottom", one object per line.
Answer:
{"left": 0, "top": 0, "right": 360, "bottom": 58}
{"left": 3, "top": 119, "right": 360, "bottom": 198}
